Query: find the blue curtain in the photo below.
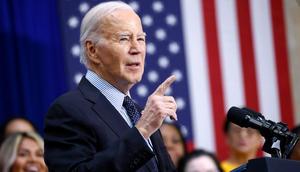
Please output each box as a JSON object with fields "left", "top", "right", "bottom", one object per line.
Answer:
{"left": 0, "top": 0, "right": 68, "bottom": 134}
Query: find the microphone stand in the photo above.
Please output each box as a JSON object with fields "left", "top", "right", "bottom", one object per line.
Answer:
{"left": 260, "top": 121, "right": 299, "bottom": 159}
{"left": 230, "top": 108, "right": 299, "bottom": 172}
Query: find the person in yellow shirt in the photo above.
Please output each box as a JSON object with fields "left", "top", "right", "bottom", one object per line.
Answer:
{"left": 221, "top": 118, "right": 263, "bottom": 172}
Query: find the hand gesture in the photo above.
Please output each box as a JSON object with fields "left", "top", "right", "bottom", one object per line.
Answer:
{"left": 135, "top": 75, "right": 177, "bottom": 139}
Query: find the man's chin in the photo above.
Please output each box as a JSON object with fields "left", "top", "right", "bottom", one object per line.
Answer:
{"left": 129, "top": 75, "right": 143, "bottom": 84}
{"left": 130, "top": 79, "right": 142, "bottom": 85}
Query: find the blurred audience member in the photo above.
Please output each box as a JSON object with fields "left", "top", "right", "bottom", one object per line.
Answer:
{"left": 290, "top": 125, "right": 300, "bottom": 160}
{"left": 221, "top": 118, "right": 262, "bottom": 172}
{"left": 0, "top": 132, "right": 47, "bottom": 172}
{"left": 178, "top": 149, "right": 224, "bottom": 172}
{"left": 0, "top": 117, "right": 36, "bottom": 144}
{"left": 160, "top": 121, "right": 187, "bottom": 168}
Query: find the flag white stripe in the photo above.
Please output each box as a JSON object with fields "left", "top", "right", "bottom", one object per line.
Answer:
{"left": 181, "top": 0, "right": 215, "bottom": 152}
{"left": 250, "top": 0, "right": 280, "bottom": 122}
{"left": 216, "top": 0, "right": 245, "bottom": 112}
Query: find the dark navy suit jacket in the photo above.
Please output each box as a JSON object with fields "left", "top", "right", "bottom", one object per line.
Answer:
{"left": 44, "top": 77, "right": 176, "bottom": 172}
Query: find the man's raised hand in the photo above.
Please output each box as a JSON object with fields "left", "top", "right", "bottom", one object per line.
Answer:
{"left": 135, "top": 75, "right": 177, "bottom": 139}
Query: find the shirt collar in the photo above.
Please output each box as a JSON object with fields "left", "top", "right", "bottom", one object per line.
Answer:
{"left": 85, "top": 70, "right": 128, "bottom": 111}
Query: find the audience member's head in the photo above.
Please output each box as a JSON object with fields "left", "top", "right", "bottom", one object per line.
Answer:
{"left": 221, "top": 117, "right": 262, "bottom": 171}
{"left": 178, "top": 149, "right": 224, "bottom": 172}
{"left": 0, "top": 117, "right": 36, "bottom": 144}
{"left": 0, "top": 132, "right": 47, "bottom": 172}
{"left": 289, "top": 125, "right": 300, "bottom": 160}
{"left": 160, "top": 121, "right": 187, "bottom": 168}
{"left": 223, "top": 118, "right": 262, "bottom": 156}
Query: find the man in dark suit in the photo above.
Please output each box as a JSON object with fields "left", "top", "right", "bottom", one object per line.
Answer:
{"left": 44, "top": 1, "right": 177, "bottom": 171}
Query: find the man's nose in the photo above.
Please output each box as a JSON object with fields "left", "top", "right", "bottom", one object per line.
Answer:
{"left": 129, "top": 39, "right": 142, "bottom": 54}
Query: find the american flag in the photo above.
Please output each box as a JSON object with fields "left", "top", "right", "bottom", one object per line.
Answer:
{"left": 58, "top": 0, "right": 296, "bottom": 159}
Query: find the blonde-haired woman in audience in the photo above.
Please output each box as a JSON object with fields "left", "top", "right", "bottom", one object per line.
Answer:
{"left": 0, "top": 132, "right": 47, "bottom": 172}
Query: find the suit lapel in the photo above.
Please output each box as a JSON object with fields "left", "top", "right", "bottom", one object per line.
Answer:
{"left": 92, "top": 97, "right": 130, "bottom": 137}
{"left": 78, "top": 77, "right": 130, "bottom": 137}
{"left": 150, "top": 131, "right": 168, "bottom": 171}
{"left": 136, "top": 100, "right": 170, "bottom": 171}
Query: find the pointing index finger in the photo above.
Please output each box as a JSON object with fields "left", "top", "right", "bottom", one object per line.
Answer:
{"left": 153, "top": 75, "right": 176, "bottom": 96}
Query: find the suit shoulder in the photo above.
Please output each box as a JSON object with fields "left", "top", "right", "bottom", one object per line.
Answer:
{"left": 47, "top": 89, "right": 91, "bottom": 114}
{"left": 46, "top": 88, "right": 93, "bottom": 120}
{"left": 53, "top": 87, "right": 92, "bottom": 106}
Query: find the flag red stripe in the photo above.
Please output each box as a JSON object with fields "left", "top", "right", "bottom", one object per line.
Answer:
{"left": 236, "top": 0, "right": 265, "bottom": 157}
{"left": 201, "top": 0, "right": 227, "bottom": 160}
{"left": 236, "top": 0, "right": 260, "bottom": 111}
{"left": 270, "top": 0, "right": 295, "bottom": 127}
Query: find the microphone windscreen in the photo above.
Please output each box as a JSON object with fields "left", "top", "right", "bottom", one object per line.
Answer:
{"left": 227, "top": 106, "right": 248, "bottom": 127}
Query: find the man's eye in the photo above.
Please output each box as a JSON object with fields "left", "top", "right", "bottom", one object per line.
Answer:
{"left": 120, "top": 37, "right": 129, "bottom": 41}
{"left": 138, "top": 37, "right": 145, "bottom": 42}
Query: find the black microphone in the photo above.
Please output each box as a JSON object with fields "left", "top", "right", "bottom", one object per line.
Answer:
{"left": 227, "top": 106, "right": 267, "bottom": 130}
{"left": 227, "top": 106, "right": 299, "bottom": 159}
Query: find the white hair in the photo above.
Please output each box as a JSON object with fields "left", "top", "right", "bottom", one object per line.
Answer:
{"left": 80, "top": 1, "right": 134, "bottom": 67}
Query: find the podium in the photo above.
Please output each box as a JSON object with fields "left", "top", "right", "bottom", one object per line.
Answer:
{"left": 232, "top": 157, "right": 300, "bottom": 172}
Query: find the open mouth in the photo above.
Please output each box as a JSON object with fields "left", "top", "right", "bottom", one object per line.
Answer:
{"left": 126, "top": 62, "right": 140, "bottom": 67}
{"left": 126, "top": 62, "right": 141, "bottom": 71}
{"left": 25, "top": 165, "right": 39, "bottom": 172}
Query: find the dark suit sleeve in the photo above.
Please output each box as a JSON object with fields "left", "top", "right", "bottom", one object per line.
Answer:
{"left": 44, "top": 102, "right": 155, "bottom": 172}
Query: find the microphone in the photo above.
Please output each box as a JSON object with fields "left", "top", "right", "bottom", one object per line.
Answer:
{"left": 227, "top": 106, "right": 267, "bottom": 130}
{"left": 227, "top": 106, "right": 299, "bottom": 159}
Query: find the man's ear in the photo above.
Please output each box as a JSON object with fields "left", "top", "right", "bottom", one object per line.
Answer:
{"left": 85, "top": 40, "right": 101, "bottom": 64}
